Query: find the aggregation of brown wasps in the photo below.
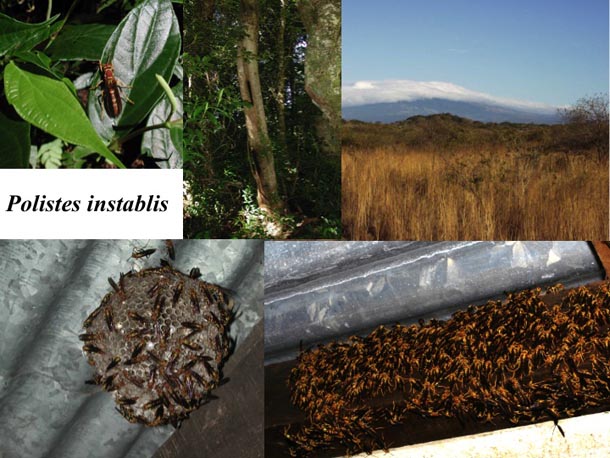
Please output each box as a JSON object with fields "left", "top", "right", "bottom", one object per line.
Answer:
{"left": 81, "top": 241, "right": 234, "bottom": 427}
{"left": 286, "top": 282, "right": 610, "bottom": 456}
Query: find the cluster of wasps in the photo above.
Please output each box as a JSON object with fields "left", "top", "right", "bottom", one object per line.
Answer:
{"left": 81, "top": 241, "right": 234, "bottom": 427}
{"left": 286, "top": 282, "right": 610, "bottom": 456}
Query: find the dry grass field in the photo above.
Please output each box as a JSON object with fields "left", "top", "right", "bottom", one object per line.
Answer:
{"left": 342, "top": 144, "right": 608, "bottom": 240}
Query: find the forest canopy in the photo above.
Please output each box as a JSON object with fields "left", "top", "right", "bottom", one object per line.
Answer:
{"left": 184, "top": 0, "right": 341, "bottom": 239}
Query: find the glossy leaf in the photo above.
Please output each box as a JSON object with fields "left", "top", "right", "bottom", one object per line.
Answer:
{"left": 169, "top": 121, "right": 183, "bottom": 158}
{"left": 173, "top": 61, "right": 183, "bottom": 80}
{"left": 96, "top": 0, "right": 121, "bottom": 14}
{"left": 142, "top": 81, "right": 183, "bottom": 169}
{"left": 0, "top": 110, "right": 30, "bottom": 168}
{"left": 0, "top": 13, "right": 58, "bottom": 57}
{"left": 46, "top": 24, "right": 116, "bottom": 61}
{"left": 4, "top": 62, "right": 124, "bottom": 168}
{"left": 88, "top": 0, "right": 181, "bottom": 140}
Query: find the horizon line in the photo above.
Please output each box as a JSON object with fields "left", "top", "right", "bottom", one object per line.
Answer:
{"left": 342, "top": 79, "right": 570, "bottom": 113}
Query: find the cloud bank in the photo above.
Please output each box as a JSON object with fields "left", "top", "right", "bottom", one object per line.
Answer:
{"left": 342, "top": 80, "right": 558, "bottom": 113}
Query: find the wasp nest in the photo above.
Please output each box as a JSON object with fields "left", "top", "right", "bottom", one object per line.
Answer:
{"left": 81, "top": 265, "right": 232, "bottom": 426}
{"left": 287, "top": 283, "right": 610, "bottom": 455}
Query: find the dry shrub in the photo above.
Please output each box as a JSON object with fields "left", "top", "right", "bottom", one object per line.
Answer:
{"left": 342, "top": 146, "right": 608, "bottom": 240}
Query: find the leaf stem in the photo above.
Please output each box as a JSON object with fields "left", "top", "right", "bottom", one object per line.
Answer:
{"left": 112, "top": 121, "right": 177, "bottom": 148}
{"left": 44, "top": 0, "right": 81, "bottom": 50}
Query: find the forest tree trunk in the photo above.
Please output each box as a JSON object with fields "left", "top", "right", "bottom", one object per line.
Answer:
{"left": 236, "top": 0, "right": 284, "bottom": 213}
{"left": 297, "top": 0, "right": 341, "bottom": 156}
{"left": 275, "top": 0, "right": 288, "bottom": 155}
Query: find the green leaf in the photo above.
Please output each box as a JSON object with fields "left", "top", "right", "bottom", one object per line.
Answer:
{"left": 0, "top": 13, "right": 59, "bottom": 57}
{"left": 63, "top": 146, "right": 94, "bottom": 168}
{"left": 46, "top": 24, "right": 116, "bottom": 61}
{"left": 170, "top": 120, "right": 183, "bottom": 157}
{"left": 96, "top": 0, "right": 121, "bottom": 14}
{"left": 4, "top": 62, "right": 124, "bottom": 168}
{"left": 37, "top": 138, "right": 63, "bottom": 169}
{"left": 16, "top": 50, "right": 51, "bottom": 67}
{"left": 88, "top": 0, "right": 181, "bottom": 139}
{"left": 155, "top": 73, "right": 178, "bottom": 116}
{"left": 142, "top": 81, "right": 183, "bottom": 168}
{"left": 0, "top": 110, "right": 30, "bottom": 168}
{"left": 12, "top": 50, "right": 55, "bottom": 73}
{"left": 60, "top": 77, "right": 79, "bottom": 98}
{"left": 173, "top": 61, "right": 183, "bottom": 80}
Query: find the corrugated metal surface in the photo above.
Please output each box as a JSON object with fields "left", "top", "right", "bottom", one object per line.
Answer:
{"left": 0, "top": 240, "right": 263, "bottom": 458}
{"left": 264, "top": 241, "right": 603, "bottom": 363}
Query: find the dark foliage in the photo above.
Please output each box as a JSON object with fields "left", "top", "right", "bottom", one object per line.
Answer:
{"left": 184, "top": 0, "right": 341, "bottom": 239}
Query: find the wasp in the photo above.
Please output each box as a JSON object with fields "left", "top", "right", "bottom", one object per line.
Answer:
{"left": 83, "top": 306, "right": 103, "bottom": 328}
{"left": 173, "top": 280, "right": 184, "bottom": 305}
{"left": 130, "top": 248, "right": 157, "bottom": 260}
{"left": 165, "top": 240, "right": 175, "bottom": 260}
{"left": 130, "top": 341, "right": 146, "bottom": 361}
{"left": 104, "top": 307, "right": 114, "bottom": 331}
{"left": 108, "top": 277, "right": 120, "bottom": 293}
{"left": 148, "top": 281, "right": 164, "bottom": 298}
{"left": 106, "top": 356, "right": 121, "bottom": 371}
{"left": 126, "top": 328, "right": 151, "bottom": 340}
{"left": 152, "top": 294, "right": 166, "bottom": 320}
{"left": 166, "top": 380, "right": 189, "bottom": 408}
{"left": 95, "top": 62, "right": 133, "bottom": 118}
{"left": 200, "top": 356, "right": 214, "bottom": 378}
{"left": 103, "top": 374, "right": 115, "bottom": 390}
{"left": 117, "top": 397, "right": 137, "bottom": 406}
{"left": 181, "top": 340, "right": 202, "bottom": 351}
{"left": 183, "top": 358, "right": 198, "bottom": 371}
{"left": 181, "top": 321, "right": 205, "bottom": 332}
{"left": 123, "top": 373, "right": 145, "bottom": 389}
{"left": 189, "top": 289, "right": 200, "bottom": 314}
{"left": 189, "top": 267, "right": 201, "bottom": 279}
{"left": 147, "top": 351, "right": 163, "bottom": 365}
{"left": 546, "top": 283, "right": 564, "bottom": 295}
{"left": 78, "top": 332, "right": 101, "bottom": 342}
{"left": 127, "top": 311, "right": 147, "bottom": 324}
{"left": 143, "top": 397, "right": 163, "bottom": 410}
{"left": 205, "top": 311, "right": 222, "bottom": 328}
{"left": 154, "top": 405, "right": 164, "bottom": 422}
{"left": 83, "top": 343, "right": 104, "bottom": 354}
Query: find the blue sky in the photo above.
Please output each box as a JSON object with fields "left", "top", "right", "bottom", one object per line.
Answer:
{"left": 342, "top": 0, "right": 609, "bottom": 107}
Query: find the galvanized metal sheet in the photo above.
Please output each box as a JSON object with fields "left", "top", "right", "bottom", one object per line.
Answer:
{"left": 0, "top": 240, "right": 263, "bottom": 458}
{"left": 264, "top": 241, "right": 603, "bottom": 363}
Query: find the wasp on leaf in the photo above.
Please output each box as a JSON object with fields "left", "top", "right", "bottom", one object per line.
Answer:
{"left": 93, "top": 62, "right": 134, "bottom": 119}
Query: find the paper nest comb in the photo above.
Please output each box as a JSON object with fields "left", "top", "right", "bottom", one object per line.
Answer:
{"left": 81, "top": 262, "right": 233, "bottom": 427}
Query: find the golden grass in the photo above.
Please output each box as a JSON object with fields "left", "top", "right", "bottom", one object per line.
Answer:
{"left": 342, "top": 145, "right": 608, "bottom": 240}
